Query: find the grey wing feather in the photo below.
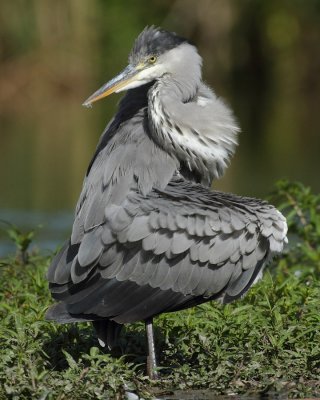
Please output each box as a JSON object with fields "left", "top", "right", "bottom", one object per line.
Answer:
{"left": 47, "top": 177, "right": 287, "bottom": 324}
{"left": 47, "top": 241, "right": 79, "bottom": 285}
{"left": 78, "top": 226, "right": 104, "bottom": 267}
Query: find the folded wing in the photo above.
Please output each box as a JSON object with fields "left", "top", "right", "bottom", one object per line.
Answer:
{"left": 47, "top": 177, "right": 287, "bottom": 324}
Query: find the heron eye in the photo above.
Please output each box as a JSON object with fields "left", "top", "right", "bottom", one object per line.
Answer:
{"left": 148, "top": 56, "right": 157, "bottom": 64}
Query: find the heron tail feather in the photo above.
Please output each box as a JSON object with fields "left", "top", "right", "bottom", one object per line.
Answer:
{"left": 92, "top": 320, "right": 122, "bottom": 350}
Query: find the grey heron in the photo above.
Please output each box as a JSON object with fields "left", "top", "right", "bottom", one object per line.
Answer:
{"left": 46, "top": 26, "right": 287, "bottom": 379}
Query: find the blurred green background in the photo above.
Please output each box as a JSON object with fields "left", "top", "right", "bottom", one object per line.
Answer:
{"left": 1, "top": 0, "right": 319, "bottom": 254}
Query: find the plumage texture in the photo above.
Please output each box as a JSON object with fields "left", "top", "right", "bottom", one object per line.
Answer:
{"left": 46, "top": 26, "right": 288, "bottom": 344}
{"left": 129, "top": 26, "right": 187, "bottom": 64}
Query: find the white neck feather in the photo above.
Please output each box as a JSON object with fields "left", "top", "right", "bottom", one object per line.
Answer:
{"left": 148, "top": 79, "right": 240, "bottom": 184}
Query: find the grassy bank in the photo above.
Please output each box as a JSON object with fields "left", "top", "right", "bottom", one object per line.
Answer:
{"left": 0, "top": 181, "right": 319, "bottom": 399}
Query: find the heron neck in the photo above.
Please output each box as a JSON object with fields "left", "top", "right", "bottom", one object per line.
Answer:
{"left": 147, "top": 73, "right": 239, "bottom": 186}
{"left": 148, "top": 79, "right": 212, "bottom": 185}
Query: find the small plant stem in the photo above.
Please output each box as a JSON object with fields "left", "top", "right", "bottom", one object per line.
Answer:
{"left": 285, "top": 193, "right": 307, "bottom": 227}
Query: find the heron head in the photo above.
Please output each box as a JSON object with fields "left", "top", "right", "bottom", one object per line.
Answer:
{"left": 83, "top": 26, "right": 202, "bottom": 107}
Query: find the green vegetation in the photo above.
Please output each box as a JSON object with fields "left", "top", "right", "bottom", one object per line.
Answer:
{"left": 0, "top": 181, "right": 319, "bottom": 399}
{"left": 0, "top": 222, "right": 38, "bottom": 265}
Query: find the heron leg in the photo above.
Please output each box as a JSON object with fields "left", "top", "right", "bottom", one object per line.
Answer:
{"left": 145, "top": 317, "right": 159, "bottom": 380}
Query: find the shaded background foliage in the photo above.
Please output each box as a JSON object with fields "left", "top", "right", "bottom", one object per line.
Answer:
{"left": 0, "top": 0, "right": 320, "bottom": 251}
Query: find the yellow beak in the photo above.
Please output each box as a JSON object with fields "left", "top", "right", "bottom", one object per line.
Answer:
{"left": 82, "top": 64, "right": 139, "bottom": 107}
